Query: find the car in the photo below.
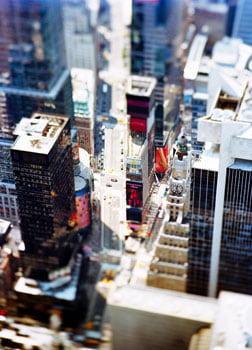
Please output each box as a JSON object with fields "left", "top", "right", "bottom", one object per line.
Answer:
{"left": 111, "top": 178, "right": 118, "bottom": 182}
{"left": 121, "top": 165, "right": 123, "bottom": 170}
{"left": 106, "top": 184, "right": 112, "bottom": 187}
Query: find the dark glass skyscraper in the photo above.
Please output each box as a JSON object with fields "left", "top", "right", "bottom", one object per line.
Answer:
{"left": 131, "top": 0, "right": 184, "bottom": 102}
{"left": 0, "top": 0, "right": 73, "bottom": 224}
{"left": 11, "top": 113, "right": 78, "bottom": 280}
{"left": 0, "top": 0, "right": 73, "bottom": 140}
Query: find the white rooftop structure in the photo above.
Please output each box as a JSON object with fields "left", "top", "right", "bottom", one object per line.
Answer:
{"left": 212, "top": 37, "right": 252, "bottom": 71}
{"left": 196, "top": 81, "right": 252, "bottom": 297}
{"left": 127, "top": 76, "right": 157, "bottom": 97}
{"left": 108, "top": 285, "right": 217, "bottom": 323}
{"left": 107, "top": 284, "right": 217, "bottom": 350}
{"left": 184, "top": 33, "right": 208, "bottom": 81}
{"left": 0, "top": 218, "right": 11, "bottom": 235}
{"left": 210, "top": 291, "right": 252, "bottom": 350}
{"left": 12, "top": 113, "right": 69, "bottom": 155}
{"left": 71, "top": 68, "right": 95, "bottom": 106}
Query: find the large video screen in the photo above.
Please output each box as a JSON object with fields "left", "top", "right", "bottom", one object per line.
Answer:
{"left": 126, "top": 181, "right": 143, "bottom": 208}
{"left": 155, "top": 145, "right": 168, "bottom": 173}
{"left": 130, "top": 117, "right": 147, "bottom": 132}
{"left": 127, "top": 208, "right": 142, "bottom": 223}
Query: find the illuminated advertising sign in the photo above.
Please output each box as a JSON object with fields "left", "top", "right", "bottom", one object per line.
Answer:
{"left": 126, "top": 158, "right": 142, "bottom": 177}
{"left": 126, "top": 181, "right": 143, "bottom": 208}
{"left": 130, "top": 117, "right": 147, "bottom": 132}
{"left": 127, "top": 208, "right": 142, "bottom": 223}
{"left": 126, "top": 94, "right": 150, "bottom": 118}
{"left": 156, "top": 144, "right": 168, "bottom": 173}
{"left": 148, "top": 125, "right": 155, "bottom": 176}
{"left": 129, "top": 223, "right": 141, "bottom": 231}
{"left": 75, "top": 187, "right": 90, "bottom": 230}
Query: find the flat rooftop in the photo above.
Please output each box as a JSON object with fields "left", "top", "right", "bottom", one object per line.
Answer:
{"left": 193, "top": 143, "right": 219, "bottom": 172}
{"left": 71, "top": 68, "right": 95, "bottom": 111}
{"left": 12, "top": 113, "right": 69, "bottom": 155}
{"left": 184, "top": 34, "right": 208, "bottom": 81}
{"left": 108, "top": 284, "right": 217, "bottom": 323}
{"left": 127, "top": 75, "right": 156, "bottom": 97}
{"left": 0, "top": 218, "right": 11, "bottom": 235}
{"left": 210, "top": 291, "right": 252, "bottom": 350}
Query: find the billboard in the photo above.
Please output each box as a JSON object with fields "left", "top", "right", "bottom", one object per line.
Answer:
{"left": 130, "top": 117, "right": 147, "bottom": 132}
{"left": 126, "top": 181, "right": 143, "bottom": 208}
{"left": 126, "top": 157, "right": 142, "bottom": 177}
{"left": 155, "top": 144, "right": 168, "bottom": 173}
{"left": 148, "top": 124, "right": 155, "bottom": 177}
{"left": 75, "top": 187, "right": 90, "bottom": 230}
{"left": 127, "top": 208, "right": 142, "bottom": 223}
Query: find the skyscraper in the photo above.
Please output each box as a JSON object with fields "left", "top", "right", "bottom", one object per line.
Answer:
{"left": 0, "top": 0, "right": 73, "bottom": 224}
{"left": 62, "top": 0, "right": 97, "bottom": 72}
{"left": 131, "top": 0, "right": 184, "bottom": 102}
{"left": 11, "top": 113, "right": 77, "bottom": 280}
{"left": 188, "top": 85, "right": 252, "bottom": 297}
{"left": 0, "top": 0, "right": 73, "bottom": 137}
{"left": 232, "top": 0, "right": 252, "bottom": 46}
{"left": 125, "top": 75, "right": 156, "bottom": 231}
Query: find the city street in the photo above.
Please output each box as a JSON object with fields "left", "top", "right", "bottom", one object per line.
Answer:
{"left": 93, "top": 0, "right": 131, "bottom": 255}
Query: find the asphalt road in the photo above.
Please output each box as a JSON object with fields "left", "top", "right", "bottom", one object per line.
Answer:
{"left": 92, "top": 0, "right": 130, "bottom": 255}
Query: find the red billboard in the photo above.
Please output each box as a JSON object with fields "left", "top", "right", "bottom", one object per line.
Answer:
{"left": 130, "top": 117, "right": 147, "bottom": 132}
{"left": 155, "top": 145, "right": 168, "bottom": 173}
{"left": 126, "top": 181, "right": 143, "bottom": 208}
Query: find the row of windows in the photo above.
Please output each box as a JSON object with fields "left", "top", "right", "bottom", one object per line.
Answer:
{"left": 0, "top": 196, "right": 16, "bottom": 207}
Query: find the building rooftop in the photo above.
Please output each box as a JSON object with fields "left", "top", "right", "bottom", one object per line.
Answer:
{"left": 194, "top": 2, "right": 228, "bottom": 14}
{"left": 184, "top": 33, "right": 208, "bottom": 81}
{"left": 127, "top": 75, "right": 156, "bottom": 97}
{"left": 71, "top": 68, "right": 95, "bottom": 119}
{"left": 14, "top": 254, "right": 82, "bottom": 302}
{"left": 212, "top": 37, "right": 252, "bottom": 72}
{"left": 0, "top": 219, "right": 11, "bottom": 235}
{"left": 210, "top": 291, "right": 252, "bottom": 350}
{"left": 108, "top": 284, "right": 217, "bottom": 324}
{"left": 12, "top": 113, "right": 69, "bottom": 155}
{"left": 193, "top": 143, "right": 219, "bottom": 172}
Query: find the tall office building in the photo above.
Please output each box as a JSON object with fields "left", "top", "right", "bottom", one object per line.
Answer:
{"left": 0, "top": 0, "right": 73, "bottom": 224}
{"left": 0, "top": 0, "right": 73, "bottom": 138}
{"left": 62, "top": 0, "right": 97, "bottom": 72}
{"left": 232, "top": 0, "right": 252, "bottom": 46}
{"left": 125, "top": 76, "right": 156, "bottom": 231}
{"left": 192, "top": 2, "right": 228, "bottom": 48}
{"left": 147, "top": 135, "right": 191, "bottom": 292}
{"left": 11, "top": 113, "right": 78, "bottom": 280}
{"left": 188, "top": 84, "right": 252, "bottom": 297}
{"left": 131, "top": 0, "right": 185, "bottom": 103}
{"left": 71, "top": 68, "right": 95, "bottom": 155}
